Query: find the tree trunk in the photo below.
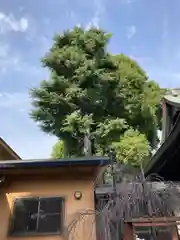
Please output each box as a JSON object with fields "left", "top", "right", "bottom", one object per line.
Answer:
{"left": 64, "top": 140, "right": 69, "bottom": 158}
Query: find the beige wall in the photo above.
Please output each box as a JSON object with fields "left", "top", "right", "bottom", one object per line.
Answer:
{"left": 0, "top": 175, "right": 96, "bottom": 240}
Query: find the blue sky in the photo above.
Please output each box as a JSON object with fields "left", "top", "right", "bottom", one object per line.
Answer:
{"left": 0, "top": 0, "right": 179, "bottom": 159}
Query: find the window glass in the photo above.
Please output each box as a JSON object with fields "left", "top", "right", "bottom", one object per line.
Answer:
{"left": 39, "top": 197, "right": 61, "bottom": 214}
{"left": 12, "top": 198, "right": 38, "bottom": 234}
{"left": 10, "top": 197, "right": 63, "bottom": 236}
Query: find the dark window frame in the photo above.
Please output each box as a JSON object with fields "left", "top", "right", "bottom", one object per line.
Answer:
{"left": 9, "top": 196, "right": 65, "bottom": 237}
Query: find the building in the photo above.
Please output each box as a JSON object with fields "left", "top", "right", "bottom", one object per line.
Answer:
{"left": 0, "top": 138, "right": 110, "bottom": 240}
{"left": 0, "top": 137, "right": 21, "bottom": 160}
{"left": 145, "top": 89, "right": 180, "bottom": 181}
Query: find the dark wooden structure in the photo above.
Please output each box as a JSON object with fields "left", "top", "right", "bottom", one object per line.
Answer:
{"left": 123, "top": 217, "right": 180, "bottom": 240}
{"left": 145, "top": 91, "right": 180, "bottom": 181}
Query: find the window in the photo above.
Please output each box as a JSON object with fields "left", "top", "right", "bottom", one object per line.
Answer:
{"left": 9, "top": 197, "right": 64, "bottom": 236}
{"left": 135, "top": 226, "right": 175, "bottom": 240}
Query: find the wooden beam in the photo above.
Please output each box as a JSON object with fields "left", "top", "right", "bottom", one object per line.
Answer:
{"left": 126, "top": 216, "right": 180, "bottom": 224}
{"left": 133, "top": 222, "right": 178, "bottom": 227}
{"left": 123, "top": 223, "right": 135, "bottom": 240}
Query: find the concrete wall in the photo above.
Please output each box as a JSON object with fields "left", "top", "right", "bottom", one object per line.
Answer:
{"left": 0, "top": 175, "right": 96, "bottom": 240}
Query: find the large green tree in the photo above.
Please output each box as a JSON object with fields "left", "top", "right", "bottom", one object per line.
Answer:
{"left": 30, "top": 27, "right": 163, "bottom": 164}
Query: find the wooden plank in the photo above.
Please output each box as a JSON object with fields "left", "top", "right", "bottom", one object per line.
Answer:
{"left": 123, "top": 223, "right": 135, "bottom": 240}
{"left": 126, "top": 217, "right": 180, "bottom": 223}
{"left": 172, "top": 226, "right": 179, "bottom": 240}
{"left": 133, "top": 222, "right": 178, "bottom": 227}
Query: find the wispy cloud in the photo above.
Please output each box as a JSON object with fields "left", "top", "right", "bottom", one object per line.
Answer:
{"left": 86, "top": 0, "right": 105, "bottom": 29}
{"left": 0, "top": 42, "right": 20, "bottom": 73}
{"left": 86, "top": 14, "right": 100, "bottom": 30}
{"left": 126, "top": 25, "right": 136, "bottom": 39}
{"left": 0, "top": 12, "right": 28, "bottom": 34}
{"left": 0, "top": 40, "right": 41, "bottom": 76}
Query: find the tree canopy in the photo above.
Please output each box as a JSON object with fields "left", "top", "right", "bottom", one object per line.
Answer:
{"left": 51, "top": 140, "right": 64, "bottom": 159}
{"left": 112, "top": 128, "right": 150, "bottom": 167}
{"left": 30, "top": 27, "right": 164, "bottom": 165}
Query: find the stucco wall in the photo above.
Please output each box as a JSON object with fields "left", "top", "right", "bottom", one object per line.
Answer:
{"left": 0, "top": 175, "right": 96, "bottom": 240}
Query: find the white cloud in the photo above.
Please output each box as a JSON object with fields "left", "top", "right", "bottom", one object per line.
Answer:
{"left": 68, "top": 11, "right": 77, "bottom": 23}
{"left": 86, "top": 14, "right": 100, "bottom": 30}
{"left": 85, "top": 0, "right": 105, "bottom": 30}
{"left": 0, "top": 42, "right": 20, "bottom": 73}
{"left": 0, "top": 41, "right": 41, "bottom": 76}
{"left": 126, "top": 25, "right": 136, "bottom": 39}
{"left": 0, "top": 12, "right": 28, "bottom": 34}
{"left": 0, "top": 42, "right": 24, "bottom": 74}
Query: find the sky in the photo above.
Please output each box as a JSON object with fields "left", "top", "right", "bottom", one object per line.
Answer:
{"left": 0, "top": 0, "right": 179, "bottom": 159}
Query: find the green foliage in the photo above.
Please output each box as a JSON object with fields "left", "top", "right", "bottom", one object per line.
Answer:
{"left": 30, "top": 27, "right": 164, "bottom": 166}
{"left": 112, "top": 128, "right": 150, "bottom": 167}
{"left": 51, "top": 140, "right": 64, "bottom": 158}
{"left": 114, "top": 54, "right": 164, "bottom": 148}
{"left": 62, "top": 110, "right": 93, "bottom": 136}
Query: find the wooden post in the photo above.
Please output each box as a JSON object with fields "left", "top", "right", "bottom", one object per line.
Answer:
{"left": 172, "top": 226, "right": 179, "bottom": 240}
{"left": 123, "top": 223, "right": 134, "bottom": 240}
{"left": 124, "top": 217, "right": 180, "bottom": 240}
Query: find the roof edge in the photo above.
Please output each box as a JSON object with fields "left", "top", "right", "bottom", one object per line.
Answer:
{"left": 144, "top": 114, "right": 180, "bottom": 176}
{"left": 163, "top": 95, "right": 180, "bottom": 108}
{"left": 0, "top": 156, "right": 110, "bottom": 170}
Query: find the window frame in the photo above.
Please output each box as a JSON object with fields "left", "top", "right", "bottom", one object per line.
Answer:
{"left": 8, "top": 196, "right": 65, "bottom": 237}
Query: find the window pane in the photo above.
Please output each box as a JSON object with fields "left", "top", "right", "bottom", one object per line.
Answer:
{"left": 12, "top": 198, "right": 38, "bottom": 234}
{"left": 38, "top": 214, "right": 61, "bottom": 233}
{"left": 135, "top": 226, "right": 174, "bottom": 240}
{"left": 40, "top": 197, "right": 62, "bottom": 214}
